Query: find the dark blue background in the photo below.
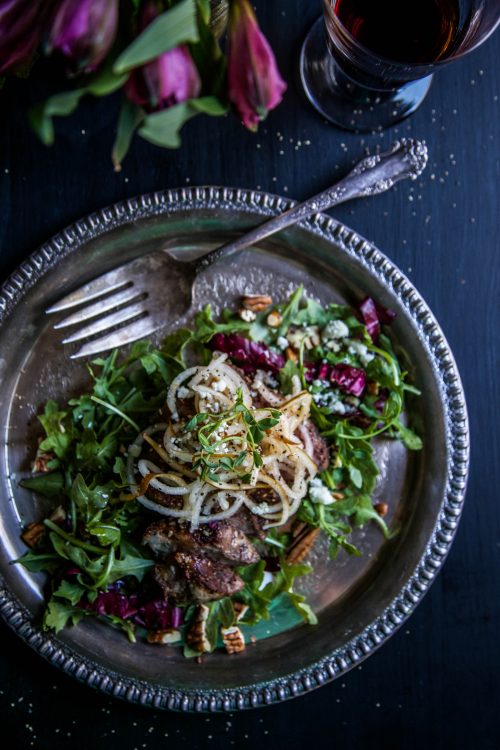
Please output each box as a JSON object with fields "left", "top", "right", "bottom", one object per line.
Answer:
{"left": 1, "top": 3, "right": 499, "bottom": 748}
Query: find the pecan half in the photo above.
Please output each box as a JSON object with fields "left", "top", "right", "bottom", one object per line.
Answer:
{"left": 286, "top": 522, "right": 320, "bottom": 564}
{"left": 241, "top": 294, "right": 273, "bottom": 312}
{"left": 221, "top": 625, "right": 246, "bottom": 654}
{"left": 147, "top": 628, "right": 182, "bottom": 645}
{"left": 185, "top": 604, "right": 212, "bottom": 653}
{"left": 21, "top": 522, "right": 45, "bottom": 549}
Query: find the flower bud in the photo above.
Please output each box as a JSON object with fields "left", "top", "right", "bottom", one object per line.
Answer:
{"left": 0, "top": 0, "right": 45, "bottom": 75}
{"left": 124, "top": 3, "right": 200, "bottom": 110}
{"left": 48, "top": 0, "right": 118, "bottom": 73}
{"left": 227, "top": 0, "right": 286, "bottom": 131}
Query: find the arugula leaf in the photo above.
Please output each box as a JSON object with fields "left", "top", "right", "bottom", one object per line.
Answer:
{"left": 12, "top": 550, "right": 62, "bottom": 574}
{"left": 394, "top": 420, "right": 423, "bottom": 450}
{"left": 53, "top": 579, "right": 86, "bottom": 606}
{"left": 20, "top": 471, "right": 64, "bottom": 498}
{"left": 205, "top": 598, "right": 235, "bottom": 651}
{"left": 192, "top": 304, "right": 250, "bottom": 343}
{"left": 278, "top": 359, "right": 301, "bottom": 395}
{"left": 43, "top": 599, "right": 85, "bottom": 633}
{"left": 38, "top": 401, "right": 74, "bottom": 460}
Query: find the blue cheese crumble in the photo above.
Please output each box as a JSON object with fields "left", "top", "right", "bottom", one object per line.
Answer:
{"left": 308, "top": 477, "right": 335, "bottom": 505}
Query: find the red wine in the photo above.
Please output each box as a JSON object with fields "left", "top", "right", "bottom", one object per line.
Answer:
{"left": 333, "top": 0, "right": 461, "bottom": 64}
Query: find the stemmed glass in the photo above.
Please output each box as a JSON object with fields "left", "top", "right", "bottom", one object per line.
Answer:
{"left": 300, "top": 0, "right": 500, "bottom": 132}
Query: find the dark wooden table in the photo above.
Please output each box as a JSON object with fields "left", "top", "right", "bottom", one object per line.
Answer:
{"left": 1, "top": 4, "right": 499, "bottom": 748}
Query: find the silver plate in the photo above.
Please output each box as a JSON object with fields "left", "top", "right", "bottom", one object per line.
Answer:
{"left": 0, "top": 187, "right": 469, "bottom": 712}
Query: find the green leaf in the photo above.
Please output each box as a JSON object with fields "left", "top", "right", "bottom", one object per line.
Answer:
{"left": 12, "top": 550, "right": 62, "bottom": 574}
{"left": 205, "top": 597, "right": 234, "bottom": 650}
{"left": 109, "top": 549, "right": 154, "bottom": 582}
{"left": 38, "top": 400, "right": 74, "bottom": 460}
{"left": 88, "top": 523, "right": 121, "bottom": 547}
{"left": 191, "top": 302, "right": 248, "bottom": 343}
{"left": 112, "top": 97, "right": 144, "bottom": 171}
{"left": 395, "top": 420, "right": 423, "bottom": 450}
{"left": 70, "top": 474, "right": 110, "bottom": 524}
{"left": 29, "top": 90, "right": 84, "bottom": 145}
{"left": 20, "top": 471, "right": 64, "bottom": 498}
{"left": 53, "top": 579, "right": 86, "bottom": 606}
{"left": 161, "top": 328, "right": 194, "bottom": 362}
{"left": 43, "top": 599, "right": 85, "bottom": 633}
{"left": 138, "top": 96, "right": 227, "bottom": 149}
{"left": 349, "top": 466, "right": 363, "bottom": 488}
{"left": 114, "top": 0, "right": 199, "bottom": 73}
{"left": 278, "top": 359, "right": 301, "bottom": 395}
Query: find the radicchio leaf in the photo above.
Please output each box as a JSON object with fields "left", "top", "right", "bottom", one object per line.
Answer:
{"left": 209, "top": 333, "right": 285, "bottom": 374}
{"left": 359, "top": 297, "right": 396, "bottom": 342}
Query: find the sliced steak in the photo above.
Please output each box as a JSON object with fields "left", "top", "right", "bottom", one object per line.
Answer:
{"left": 299, "top": 419, "right": 330, "bottom": 472}
{"left": 142, "top": 518, "right": 260, "bottom": 565}
{"left": 174, "top": 551, "right": 244, "bottom": 602}
{"left": 229, "top": 506, "right": 266, "bottom": 540}
{"left": 151, "top": 563, "right": 190, "bottom": 605}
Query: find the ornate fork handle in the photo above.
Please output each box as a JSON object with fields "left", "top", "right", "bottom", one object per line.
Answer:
{"left": 197, "top": 138, "right": 428, "bottom": 270}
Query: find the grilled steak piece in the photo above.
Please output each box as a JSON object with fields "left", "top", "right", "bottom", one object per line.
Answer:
{"left": 142, "top": 518, "right": 260, "bottom": 565}
{"left": 151, "top": 563, "right": 190, "bottom": 605}
{"left": 174, "top": 551, "right": 244, "bottom": 602}
{"left": 229, "top": 506, "right": 266, "bottom": 540}
{"left": 300, "top": 419, "right": 330, "bottom": 472}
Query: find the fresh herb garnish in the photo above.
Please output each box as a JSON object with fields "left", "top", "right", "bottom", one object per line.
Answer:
{"left": 186, "top": 388, "right": 281, "bottom": 483}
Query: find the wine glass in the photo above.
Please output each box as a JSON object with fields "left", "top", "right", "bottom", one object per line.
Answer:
{"left": 300, "top": 0, "right": 500, "bottom": 132}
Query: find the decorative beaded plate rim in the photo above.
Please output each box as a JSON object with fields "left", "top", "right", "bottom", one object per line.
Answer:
{"left": 0, "top": 186, "right": 469, "bottom": 712}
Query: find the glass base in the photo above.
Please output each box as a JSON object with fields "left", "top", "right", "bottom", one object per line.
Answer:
{"left": 299, "top": 17, "right": 433, "bottom": 133}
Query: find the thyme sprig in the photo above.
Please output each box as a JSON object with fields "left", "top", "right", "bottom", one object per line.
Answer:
{"left": 184, "top": 388, "right": 281, "bottom": 483}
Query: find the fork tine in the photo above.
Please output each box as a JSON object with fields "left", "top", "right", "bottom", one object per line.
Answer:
{"left": 70, "top": 317, "right": 160, "bottom": 360}
{"left": 61, "top": 301, "right": 149, "bottom": 344}
{"left": 46, "top": 266, "right": 134, "bottom": 314}
{"left": 53, "top": 287, "right": 142, "bottom": 329}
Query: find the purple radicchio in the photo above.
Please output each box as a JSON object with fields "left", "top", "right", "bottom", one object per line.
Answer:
{"left": 47, "top": 0, "right": 118, "bottom": 73}
{"left": 227, "top": 0, "right": 286, "bottom": 131}
{"left": 83, "top": 589, "right": 183, "bottom": 631}
{"left": 359, "top": 297, "right": 396, "bottom": 342}
{"left": 87, "top": 590, "right": 139, "bottom": 620}
{"left": 0, "top": 0, "right": 45, "bottom": 75}
{"left": 316, "top": 362, "right": 366, "bottom": 397}
{"left": 209, "top": 333, "right": 285, "bottom": 374}
{"left": 125, "top": 2, "right": 200, "bottom": 111}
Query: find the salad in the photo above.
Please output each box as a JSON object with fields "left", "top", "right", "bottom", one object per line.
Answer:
{"left": 16, "top": 286, "right": 422, "bottom": 658}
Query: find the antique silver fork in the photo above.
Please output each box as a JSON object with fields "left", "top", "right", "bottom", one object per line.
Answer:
{"left": 47, "top": 139, "right": 427, "bottom": 359}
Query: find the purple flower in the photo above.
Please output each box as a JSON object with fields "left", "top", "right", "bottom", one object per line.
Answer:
{"left": 209, "top": 333, "right": 285, "bottom": 374}
{"left": 227, "top": 0, "right": 286, "bottom": 131}
{"left": 359, "top": 297, "right": 396, "bottom": 342}
{"left": 125, "top": 3, "right": 200, "bottom": 111}
{"left": 0, "top": 0, "right": 45, "bottom": 75}
{"left": 48, "top": 0, "right": 118, "bottom": 72}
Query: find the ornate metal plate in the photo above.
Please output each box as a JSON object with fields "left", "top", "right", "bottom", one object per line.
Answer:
{"left": 0, "top": 187, "right": 469, "bottom": 711}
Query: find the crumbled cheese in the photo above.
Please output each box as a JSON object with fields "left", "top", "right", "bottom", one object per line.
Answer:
{"left": 312, "top": 389, "right": 347, "bottom": 414}
{"left": 212, "top": 379, "right": 228, "bottom": 392}
{"left": 277, "top": 336, "right": 289, "bottom": 350}
{"left": 325, "top": 340, "right": 341, "bottom": 352}
{"left": 308, "top": 477, "right": 335, "bottom": 505}
{"left": 239, "top": 308, "right": 256, "bottom": 322}
{"left": 347, "top": 339, "right": 375, "bottom": 367}
{"left": 323, "top": 319, "right": 349, "bottom": 340}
